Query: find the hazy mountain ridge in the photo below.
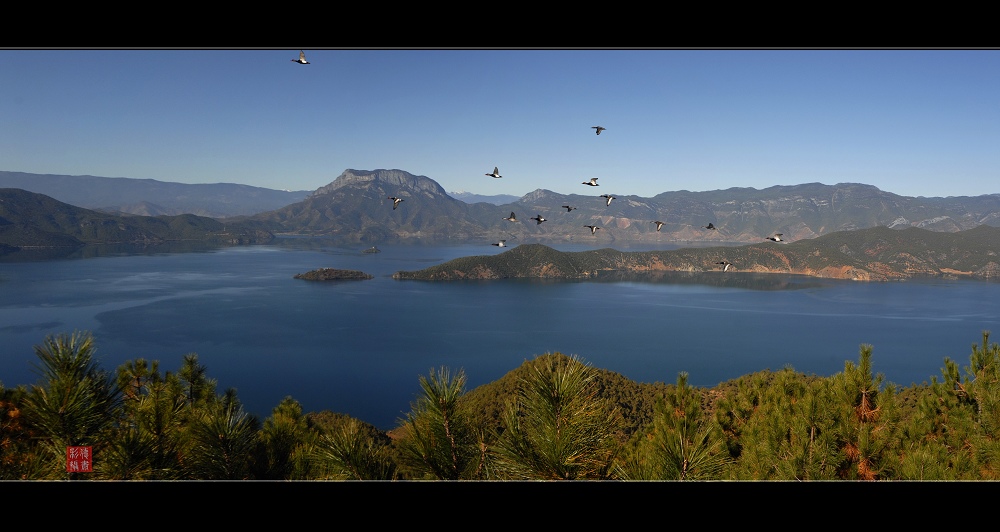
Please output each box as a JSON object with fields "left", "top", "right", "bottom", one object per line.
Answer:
{"left": 450, "top": 191, "right": 521, "bottom": 205}
{"left": 0, "top": 188, "right": 274, "bottom": 251}
{"left": 0, "top": 171, "right": 310, "bottom": 218}
{"left": 391, "top": 225, "right": 1000, "bottom": 282}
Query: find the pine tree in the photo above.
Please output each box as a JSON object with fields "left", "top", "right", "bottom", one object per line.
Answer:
{"left": 184, "top": 400, "right": 260, "bottom": 480}
{"left": 0, "top": 383, "right": 46, "bottom": 479}
{"left": 830, "top": 344, "right": 901, "bottom": 480}
{"left": 22, "top": 331, "right": 121, "bottom": 479}
{"left": 103, "top": 358, "right": 186, "bottom": 479}
{"left": 717, "top": 369, "right": 839, "bottom": 480}
{"left": 900, "top": 331, "right": 1000, "bottom": 479}
{"left": 617, "top": 372, "right": 728, "bottom": 480}
{"left": 310, "top": 417, "right": 398, "bottom": 480}
{"left": 490, "top": 353, "right": 622, "bottom": 480}
{"left": 394, "top": 366, "right": 485, "bottom": 480}
{"left": 258, "top": 396, "right": 314, "bottom": 480}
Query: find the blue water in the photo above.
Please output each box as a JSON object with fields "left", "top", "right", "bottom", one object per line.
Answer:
{"left": 2, "top": 239, "right": 999, "bottom": 431}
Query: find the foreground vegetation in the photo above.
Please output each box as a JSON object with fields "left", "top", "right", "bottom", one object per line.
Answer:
{"left": 2, "top": 329, "right": 999, "bottom": 480}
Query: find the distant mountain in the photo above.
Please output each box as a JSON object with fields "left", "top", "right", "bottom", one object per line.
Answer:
{"left": 250, "top": 169, "right": 502, "bottom": 243}
{"left": 450, "top": 191, "right": 521, "bottom": 205}
{"left": 392, "top": 225, "right": 1000, "bottom": 282}
{"left": 0, "top": 188, "right": 274, "bottom": 253}
{"left": 0, "top": 171, "right": 310, "bottom": 218}
{"left": 7, "top": 168, "right": 1000, "bottom": 247}
{"left": 248, "top": 168, "right": 1000, "bottom": 246}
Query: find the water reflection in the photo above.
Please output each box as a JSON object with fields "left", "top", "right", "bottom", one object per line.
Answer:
{"left": 592, "top": 270, "right": 829, "bottom": 290}
{"left": 0, "top": 241, "right": 236, "bottom": 262}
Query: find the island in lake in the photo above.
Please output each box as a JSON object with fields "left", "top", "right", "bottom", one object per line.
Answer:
{"left": 294, "top": 268, "right": 374, "bottom": 281}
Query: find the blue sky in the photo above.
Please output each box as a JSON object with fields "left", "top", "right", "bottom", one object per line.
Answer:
{"left": 2, "top": 49, "right": 998, "bottom": 198}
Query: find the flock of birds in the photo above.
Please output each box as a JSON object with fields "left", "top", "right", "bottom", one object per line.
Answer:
{"left": 385, "top": 122, "right": 786, "bottom": 272}
{"left": 467, "top": 128, "right": 747, "bottom": 251}
{"left": 378, "top": 124, "right": 789, "bottom": 272}
{"left": 291, "top": 51, "right": 786, "bottom": 273}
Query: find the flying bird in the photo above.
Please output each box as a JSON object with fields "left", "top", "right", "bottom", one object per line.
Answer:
{"left": 651, "top": 221, "right": 664, "bottom": 232}
{"left": 705, "top": 223, "right": 717, "bottom": 230}
{"left": 503, "top": 212, "right": 518, "bottom": 222}
{"left": 291, "top": 50, "right": 310, "bottom": 64}
{"left": 584, "top": 225, "right": 601, "bottom": 235}
{"left": 486, "top": 166, "right": 502, "bottom": 178}
{"left": 562, "top": 205, "right": 577, "bottom": 212}
{"left": 592, "top": 126, "right": 606, "bottom": 135}
{"left": 766, "top": 233, "right": 784, "bottom": 242}
{"left": 715, "top": 261, "right": 732, "bottom": 272}
{"left": 582, "top": 178, "right": 600, "bottom": 186}
{"left": 388, "top": 196, "right": 404, "bottom": 210}
{"left": 530, "top": 214, "right": 547, "bottom": 225}
{"left": 492, "top": 240, "right": 506, "bottom": 247}
{"left": 600, "top": 194, "right": 615, "bottom": 206}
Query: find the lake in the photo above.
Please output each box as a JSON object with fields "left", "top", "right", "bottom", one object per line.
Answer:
{"left": 2, "top": 238, "right": 999, "bottom": 431}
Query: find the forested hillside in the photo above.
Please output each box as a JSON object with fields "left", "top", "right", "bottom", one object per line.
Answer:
{"left": 3, "top": 329, "right": 998, "bottom": 480}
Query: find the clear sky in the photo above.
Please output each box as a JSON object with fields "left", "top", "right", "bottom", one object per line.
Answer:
{"left": 2, "top": 49, "right": 998, "bottom": 198}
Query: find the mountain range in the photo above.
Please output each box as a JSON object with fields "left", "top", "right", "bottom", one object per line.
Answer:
{"left": 4, "top": 168, "right": 1000, "bottom": 249}
{"left": 241, "top": 168, "right": 1000, "bottom": 246}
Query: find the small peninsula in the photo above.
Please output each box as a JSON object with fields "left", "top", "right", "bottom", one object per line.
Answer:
{"left": 294, "top": 268, "right": 374, "bottom": 281}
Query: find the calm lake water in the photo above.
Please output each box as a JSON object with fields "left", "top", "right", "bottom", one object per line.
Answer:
{"left": 2, "top": 238, "right": 999, "bottom": 431}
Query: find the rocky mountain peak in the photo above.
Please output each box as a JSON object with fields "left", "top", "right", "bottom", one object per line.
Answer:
{"left": 312, "top": 169, "right": 449, "bottom": 197}
{"left": 519, "top": 189, "right": 562, "bottom": 203}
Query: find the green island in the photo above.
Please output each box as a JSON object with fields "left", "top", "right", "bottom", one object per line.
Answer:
{"left": 4, "top": 329, "right": 1000, "bottom": 481}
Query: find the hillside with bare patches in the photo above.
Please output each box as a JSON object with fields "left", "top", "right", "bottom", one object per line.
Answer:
{"left": 392, "top": 225, "right": 1000, "bottom": 282}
